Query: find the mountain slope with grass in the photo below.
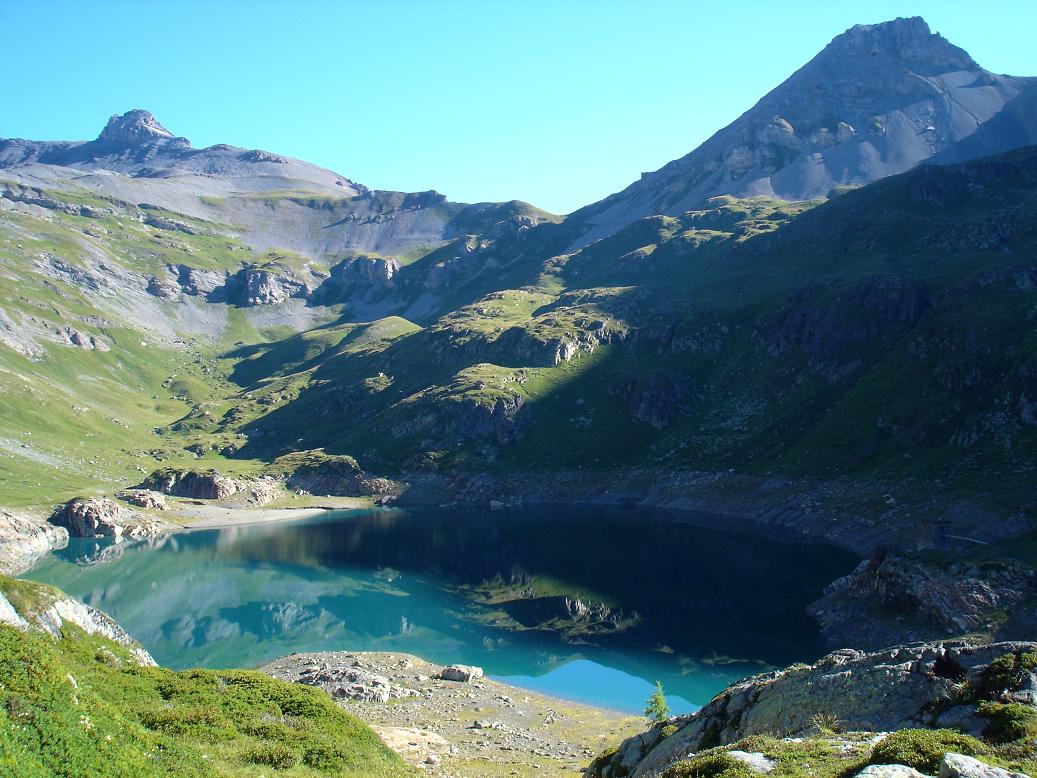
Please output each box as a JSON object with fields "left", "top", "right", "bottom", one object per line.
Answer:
{"left": 0, "top": 17, "right": 1035, "bottom": 554}
{"left": 0, "top": 575, "right": 408, "bottom": 777}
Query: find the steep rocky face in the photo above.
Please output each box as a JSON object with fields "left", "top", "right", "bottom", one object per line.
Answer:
{"left": 569, "top": 17, "right": 1037, "bottom": 246}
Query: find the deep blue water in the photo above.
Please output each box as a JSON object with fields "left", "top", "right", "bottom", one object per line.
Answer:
{"left": 26, "top": 506, "right": 856, "bottom": 715}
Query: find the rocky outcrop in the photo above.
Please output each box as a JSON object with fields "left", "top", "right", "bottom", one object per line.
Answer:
{"left": 612, "top": 374, "right": 692, "bottom": 429}
{"left": 116, "top": 489, "right": 168, "bottom": 510}
{"left": 586, "top": 641, "right": 1037, "bottom": 777}
{"left": 0, "top": 509, "right": 68, "bottom": 575}
{"left": 756, "top": 276, "right": 931, "bottom": 381}
{"left": 50, "top": 497, "right": 127, "bottom": 538}
{"left": 291, "top": 657, "right": 421, "bottom": 703}
{"left": 809, "top": 552, "right": 1034, "bottom": 650}
{"left": 143, "top": 468, "right": 240, "bottom": 499}
{"left": 49, "top": 497, "right": 170, "bottom": 540}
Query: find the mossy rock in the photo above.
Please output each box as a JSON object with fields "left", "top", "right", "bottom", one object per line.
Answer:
{"left": 662, "top": 751, "right": 759, "bottom": 778}
{"left": 869, "top": 729, "right": 989, "bottom": 773}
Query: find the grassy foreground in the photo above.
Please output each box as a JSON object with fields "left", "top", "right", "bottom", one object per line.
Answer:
{"left": 0, "top": 599, "right": 409, "bottom": 776}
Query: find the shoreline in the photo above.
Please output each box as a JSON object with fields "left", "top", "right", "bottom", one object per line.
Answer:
{"left": 166, "top": 496, "right": 376, "bottom": 531}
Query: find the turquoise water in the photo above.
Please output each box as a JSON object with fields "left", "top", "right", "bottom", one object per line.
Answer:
{"left": 26, "top": 506, "right": 856, "bottom": 715}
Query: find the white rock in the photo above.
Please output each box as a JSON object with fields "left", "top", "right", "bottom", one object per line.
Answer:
{"left": 939, "top": 753, "right": 1029, "bottom": 778}
{"left": 438, "top": 664, "right": 484, "bottom": 682}
{"left": 856, "top": 765, "right": 931, "bottom": 778}
{"left": 729, "top": 750, "right": 776, "bottom": 774}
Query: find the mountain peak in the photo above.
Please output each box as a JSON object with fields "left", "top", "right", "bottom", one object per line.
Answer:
{"left": 822, "top": 16, "right": 976, "bottom": 71}
{"left": 97, "top": 109, "right": 180, "bottom": 144}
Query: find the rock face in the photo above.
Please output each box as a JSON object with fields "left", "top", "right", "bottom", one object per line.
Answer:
{"left": 587, "top": 641, "right": 1037, "bottom": 778}
{"left": 809, "top": 552, "right": 1034, "bottom": 650}
{"left": 0, "top": 509, "right": 68, "bottom": 575}
{"left": 570, "top": 17, "right": 1037, "bottom": 245}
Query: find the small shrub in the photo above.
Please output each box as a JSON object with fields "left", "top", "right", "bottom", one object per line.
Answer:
{"left": 243, "top": 742, "right": 300, "bottom": 769}
{"left": 869, "top": 729, "right": 989, "bottom": 773}
{"left": 138, "top": 705, "right": 235, "bottom": 741}
{"left": 661, "top": 724, "right": 680, "bottom": 738}
{"left": 978, "top": 652, "right": 1037, "bottom": 699}
{"left": 811, "top": 712, "right": 843, "bottom": 735}
{"left": 732, "top": 735, "right": 781, "bottom": 754}
{"left": 662, "top": 751, "right": 757, "bottom": 778}
{"left": 303, "top": 742, "right": 349, "bottom": 770}
{"left": 977, "top": 701, "right": 1037, "bottom": 744}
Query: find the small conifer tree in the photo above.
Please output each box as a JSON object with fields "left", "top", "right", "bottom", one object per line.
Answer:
{"left": 644, "top": 680, "right": 671, "bottom": 722}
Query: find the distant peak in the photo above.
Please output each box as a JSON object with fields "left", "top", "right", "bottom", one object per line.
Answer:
{"left": 822, "top": 16, "right": 977, "bottom": 70}
{"left": 98, "top": 109, "right": 180, "bottom": 144}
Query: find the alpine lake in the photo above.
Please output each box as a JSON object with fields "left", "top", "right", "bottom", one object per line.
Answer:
{"left": 26, "top": 506, "right": 857, "bottom": 715}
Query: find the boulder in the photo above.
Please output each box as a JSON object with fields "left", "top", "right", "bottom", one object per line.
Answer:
{"left": 939, "top": 753, "right": 1028, "bottom": 778}
{"left": 50, "top": 497, "right": 128, "bottom": 538}
{"left": 437, "top": 664, "right": 484, "bottom": 682}
{"left": 50, "top": 497, "right": 172, "bottom": 540}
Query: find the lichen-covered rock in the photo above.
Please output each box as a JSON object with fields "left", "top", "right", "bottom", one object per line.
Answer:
{"left": 587, "top": 641, "right": 1037, "bottom": 778}
{"left": 0, "top": 509, "right": 68, "bottom": 575}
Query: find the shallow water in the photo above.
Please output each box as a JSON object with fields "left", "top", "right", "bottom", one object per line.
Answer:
{"left": 26, "top": 506, "right": 856, "bottom": 715}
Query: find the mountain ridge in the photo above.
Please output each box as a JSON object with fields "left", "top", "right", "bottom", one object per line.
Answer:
{"left": 566, "top": 16, "right": 1037, "bottom": 245}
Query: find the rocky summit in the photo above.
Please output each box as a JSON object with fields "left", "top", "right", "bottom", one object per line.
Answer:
{"left": 568, "top": 17, "right": 1037, "bottom": 245}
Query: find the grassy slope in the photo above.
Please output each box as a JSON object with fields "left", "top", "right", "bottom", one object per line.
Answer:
{"left": 2, "top": 148, "right": 1037, "bottom": 522}
{"left": 222, "top": 150, "right": 1035, "bottom": 519}
{"left": 0, "top": 577, "right": 408, "bottom": 777}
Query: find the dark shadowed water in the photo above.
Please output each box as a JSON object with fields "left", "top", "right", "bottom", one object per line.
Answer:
{"left": 26, "top": 506, "right": 856, "bottom": 714}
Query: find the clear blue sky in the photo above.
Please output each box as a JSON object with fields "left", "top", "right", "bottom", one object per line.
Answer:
{"left": 3, "top": 0, "right": 1036, "bottom": 213}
